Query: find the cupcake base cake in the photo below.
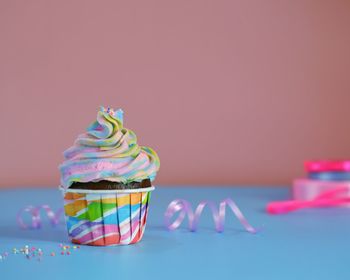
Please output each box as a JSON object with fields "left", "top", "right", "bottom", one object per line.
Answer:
{"left": 69, "top": 178, "right": 152, "bottom": 190}
{"left": 59, "top": 107, "right": 160, "bottom": 246}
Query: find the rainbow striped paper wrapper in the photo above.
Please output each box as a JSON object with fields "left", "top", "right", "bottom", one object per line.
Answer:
{"left": 60, "top": 186, "right": 154, "bottom": 246}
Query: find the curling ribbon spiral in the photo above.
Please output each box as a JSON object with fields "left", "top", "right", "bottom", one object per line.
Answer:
{"left": 164, "top": 198, "right": 257, "bottom": 233}
{"left": 17, "top": 205, "right": 64, "bottom": 229}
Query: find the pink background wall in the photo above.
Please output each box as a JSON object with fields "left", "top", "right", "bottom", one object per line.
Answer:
{"left": 1, "top": 0, "right": 350, "bottom": 187}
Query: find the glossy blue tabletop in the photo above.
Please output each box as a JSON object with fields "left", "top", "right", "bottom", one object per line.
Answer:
{"left": 0, "top": 187, "right": 349, "bottom": 280}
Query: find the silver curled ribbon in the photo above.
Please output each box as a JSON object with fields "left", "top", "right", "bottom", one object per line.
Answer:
{"left": 164, "top": 198, "right": 257, "bottom": 233}
{"left": 17, "top": 205, "right": 64, "bottom": 229}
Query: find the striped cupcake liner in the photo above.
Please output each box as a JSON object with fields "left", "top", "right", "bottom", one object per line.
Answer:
{"left": 60, "top": 186, "right": 154, "bottom": 246}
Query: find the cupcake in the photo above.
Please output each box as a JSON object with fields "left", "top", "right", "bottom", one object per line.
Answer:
{"left": 59, "top": 106, "right": 160, "bottom": 246}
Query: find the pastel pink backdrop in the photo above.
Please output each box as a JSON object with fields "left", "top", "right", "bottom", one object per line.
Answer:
{"left": 1, "top": 0, "right": 350, "bottom": 187}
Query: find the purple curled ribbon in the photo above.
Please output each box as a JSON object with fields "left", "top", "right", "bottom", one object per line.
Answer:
{"left": 17, "top": 205, "right": 64, "bottom": 229}
{"left": 164, "top": 198, "right": 257, "bottom": 233}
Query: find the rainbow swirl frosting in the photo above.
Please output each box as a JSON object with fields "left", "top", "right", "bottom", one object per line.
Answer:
{"left": 59, "top": 106, "right": 160, "bottom": 189}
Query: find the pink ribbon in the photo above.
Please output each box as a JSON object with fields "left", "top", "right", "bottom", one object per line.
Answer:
{"left": 164, "top": 198, "right": 257, "bottom": 233}
{"left": 267, "top": 184, "right": 350, "bottom": 214}
{"left": 305, "top": 160, "right": 350, "bottom": 172}
{"left": 17, "top": 205, "right": 64, "bottom": 229}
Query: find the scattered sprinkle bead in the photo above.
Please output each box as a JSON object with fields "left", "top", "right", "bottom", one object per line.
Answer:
{"left": 0, "top": 244, "right": 80, "bottom": 261}
{"left": 24, "top": 246, "right": 29, "bottom": 255}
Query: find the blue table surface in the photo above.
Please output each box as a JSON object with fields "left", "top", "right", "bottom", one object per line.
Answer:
{"left": 1, "top": 186, "right": 350, "bottom": 280}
